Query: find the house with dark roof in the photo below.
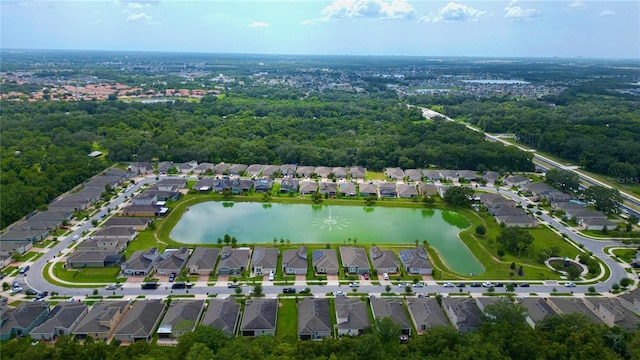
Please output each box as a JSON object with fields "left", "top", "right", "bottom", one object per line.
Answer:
{"left": 214, "top": 162, "right": 231, "bottom": 174}
{"left": 262, "top": 165, "right": 281, "bottom": 177}
{"left": 72, "top": 301, "right": 131, "bottom": 341}
{"left": 385, "top": 167, "right": 404, "bottom": 181}
{"left": 121, "top": 204, "right": 165, "bottom": 217}
{"left": 193, "top": 162, "right": 214, "bottom": 175}
{"left": 104, "top": 168, "right": 134, "bottom": 180}
{"left": 129, "top": 162, "right": 153, "bottom": 175}
{"left": 422, "top": 170, "right": 442, "bottom": 181}
{"left": 49, "top": 197, "right": 91, "bottom": 213}
{"left": 217, "top": 246, "right": 251, "bottom": 275}
{"left": 406, "top": 298, "right": 450, "bottom": 334}
{"left": 0, "top": 240, "right": 32, "bottom": 256}
{"left": 370, "top": 298, "right": 411, "bottom": 335}
{"left": 339, "top": 247, "right": 370, "bottom": 274}
{"left": 312, "top": 249, "right": 339, "bottom": 275}
{"left": 280, "top": 164, "right": 298, "bottom": 176}
{"left": 397, "top": 184, "right": 418, "bottom": 198}
{"left": 92, "top": 227, "right": 138, "bottom": 241}
{"left": 544, "top": 298, "right": 604, "bottom": 325}
{"left": 201, "top": 297, "right": 241, "bottom": 336}
{"left": 339, "top": 182, "right": 357, "bottom": 197}
{"left": 503, "top": 176, "right": 530, "bottom": 187}
{"left": 253, "top": 178, "right": 273, "bottom": 193}
{"left": 30, "top": 302, "right": 88, "bottom": 341}
{"left": 177, "top": 161, "right": 198, "bottom": 174}
{"left": 232, "top": 179, "right": 254, "bottom": 193}
{"left": 358, "top": 183, "right": 377, "bottom": 198}
{"left": 157, "top": 161, "right": 175, "bottom": 174}
{"left": 398, "top": 246, "right": 433, "bottom": 275}
{"left": 583, "top": 298, "right": 640, "bottom": 331}
{"left": 0, "top": 229, "right": 49, "bottom": 243}
{"left": 417, "top": 183, "right": 438, "bottom": 197}
{"left": 155, "top": 247, "right": 190, "bottom": 276}
{"left": 404, "top": 169, "right": 423, "bottom": 182}
{"left": 0, "top": 302, "right": 50, "bottom": 340}
{"left": 378, "top": 182, "right": 397, "bottom": 198}
{"left": 193, "top": 178, "right": 216, "bottom": 192}
{"left": 439, "top": 170, "right": 456, "bottom": 180}
{"left": 314, "top": 166, "right": 331, "bottom": 178}
{"left": 280, "top": 179, "right": 299, "bottom": 194}
{"left": 282, "top": 246, "right": 308, "bottom": 275}
{"left": 251, "top": 247, "right": 279, "bottom": 276}
{"left": 103, "top": 217, "right": 153, "bottom": 231}
{"left": 332, "top": 167, "right": 348, "bottom": 179}
{"left": 157, "top": 300, "right": 204, "bottom": 338}
{"left": 482, "top": 171, "right": 500, "bottom": 183}
{"left": 240, "top": 299, "right": 278, "bottom": 337}
{"left": 580, "top": 217, "right": 617, "bottom": 231}
{"left": 335, "top": 297, "right": 370, "bottom": 336}
{"left": 298, "top": 298, "right": 332, "bottom": 340}
{"left": 475, "top": 297, "right": 504, "bottom": 313}
{"left": 369, "top": 246, "right": 399, "bottom": 274}
{"left": 67, "top": 250, "right": 124, "bottom": 268}
{"left": 121, "top": 247, "right": 159, "bottom": 276}
{"left": 319, "top": 182, "right": 338, "bottom": 197}
{"left": 441, "top": 297, "right": 483, "bottom": 333}
{"left": 300, "top": 181, "right": 319, "bottom": 195}
{"left": 77, "top": 238, "right": 128, "bottom": 252}
{"left": 187, "top": 247, "right": 219, "bottom": 275}
{"left": 619, "top": 288, "right": 640, "bottom": 315}
{"left": 348, "top": 166, "right": 366, "bottom": 180}
{"left": 229, "top": 164, "right": 248, "bottom": 175}
{"left": 477, "top": 193, "right": 515, "bottom": 208}
{"left": 457, "top": 170, "right": 477, "bottom": 181}
{"left": 296, "top": 166, "right": 315, "bottom": 178}
{"left": 517, "top": 298, "right": 558, "bottom": 329}
{"left": 246, "top": 164, "right": 265, "bottom": 177}
{"left": 113, "top": 299, "right": 165, "bottom": 343}
{"left": 496, "top": 215, "right": 538, "bottom": 228}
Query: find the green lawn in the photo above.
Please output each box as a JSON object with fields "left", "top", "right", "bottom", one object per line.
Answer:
{"left": 125, "top": 229, "right": 167, "bottom": 257}
{"left": 50, "top": 262, "right": 125, "bottom": 285}
{"left": 33, "top": 240, "right": 55, "bottom": 248}
{"left": 12, "top": 251, "right": 44, "bottom": 262}
{"left": 275, "top": 299, "right": 298, "bottom": 339}
{"left": 612, "top": 248, "right": 636, "bottom": 263}
{"left": 364, "top": 171, "right": 385, "bottom": 181}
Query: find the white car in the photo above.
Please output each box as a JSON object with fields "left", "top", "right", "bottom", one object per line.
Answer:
{"left": 482, "top": 282, "right": 494, "bottom": 288}
{"left": 565, "top": 282, "right": 576, "bottom": 287}
{"left": 72, "top": 234, "right": 80, "bottom": 241}
{"left": 349, "top": 283, "right": 360, "bottom": 288}
{"left": 413, "top": 283, "right": 424, "bottom": 288}
{"left": 443, "top": 282, "right": 455, "bottom": 288}
{"left": 333, "top": 291, "right": 345, "bottom": 296}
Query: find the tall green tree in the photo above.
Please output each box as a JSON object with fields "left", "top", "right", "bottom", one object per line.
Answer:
{"left": 496, "top": 227, "right": 534, "bottom": 258}
{"left": 584, "top": 186, "right": 624, "bottom": 214}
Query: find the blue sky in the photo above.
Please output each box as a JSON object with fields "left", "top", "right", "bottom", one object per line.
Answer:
{"left": 1, "top": 0, "right": 638, "bottom": 58}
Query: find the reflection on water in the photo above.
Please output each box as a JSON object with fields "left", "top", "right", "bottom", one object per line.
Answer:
{"left": 421, "top": 209, "right": 435, "bottom": 218}
{"left": 441, "top": 211, "right": 469, "bottom": 229}
{"left": 363, "top": 207, "right": 375, "bottom": 213}
{"left": 222, "top": 202, "right": 234, "bottom": 208}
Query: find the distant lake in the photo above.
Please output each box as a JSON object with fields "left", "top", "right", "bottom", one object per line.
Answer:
{"left": 170, "top": 202, "right": 484, "bottom": 275}
{"left": 462, "top": 80, "right": 530, "bottom": 84}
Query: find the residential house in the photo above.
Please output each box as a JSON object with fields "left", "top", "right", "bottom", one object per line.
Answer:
{"left": 240, "top": 299, "right": 278, "bottom": 337}
{"left": 246, "top": 164, "right": 265, "bottom": 177}
{"left": 482, "top": 171, "right": 500, "bottom": 183}
{"left": 339, "top": 182, "right": 357, "bottom": 197}
{"left": 417, "top": 183, "right": 438, "bottom": 197}
{"left": 475, "top": 297, "right": 504, "bottom": 313}
{"left": 282, "top": 246, "right": 308, "bottom": 275}
{"left": 422, "top": 170, "right": 442, "bottom": 181}
{"left": 300, "top": 181, "right": 319, "bottom": 195}
{"left": 157, "top": 178, "right": 187, "bottom": 191}
{"left": 77, "top": 238, "right": 128, "bottom": 252}
{"left": 314, "top": 167, "right": 331, "bottom": 178}
{"left": 319, "top": 182, "right": 338, "bottom": 197}
{"left": 132, "top": 191, "right": 158, "bottom": 206}
{"left": 0, "top": 240, "right": 33, "bottom": 256}
{"left": 251, "top": 247, "right": 279, "bottom": 276}
{"left": 296, "top": 166, "right": 315, "bottom": 178}
{"left": 262, "top": 165, "right": 281, "bottom": 177}
{"left": 544, "top": 298, "right": 604, "bottom": 325}
{"left": 177, "top": 160, "right": 198, "bottom": 174}
{"left": 0, "top": 302, "right": 50, "bottom": 340}
{"left": 48, "top": 197, "right": 90, "bottom": 213}
{"left": 552, "top": 201, "right": 586, "bottom": 213}
{"left": 370, "top": 298, "right": 411, "bottom": 335}
{"left": 332, "top": 167, "right": 348, "bottom": 179}
{"left": 155, "top": 247, "right": 190, "bottom": 275}
{"left": 339, "top": 247, "right": 370, "bottom": 274}
{"left": 439, "top": 170, "right": 456, "bottom": 181}
{"left": 26, "top": 210, "right": 72, "bottom": 227}
{"left": 385, "top": 167, "right": 404, "bottom": 181}
{"left": 503, "top": 176, "right": 530, "bottom": 187}
{"left": 193, "top": 162, "right": 214, "bottom": 175}
{"left": 72, "top": 301, "right": 131, "bottom": 341}
{"left": 441, "top": 297, "right": 483, "bottom": 333}
{"left": 67, "top": 250, "right": 124, "bottom": 268}
{"left": 104, "top": 168, "right": 133, "bottom": 180}
{"left": 457, "top": 170, "right": 477, "bottom": 181}
{"left": 193, "top": 178, "right": 216, "bottom": 192}
{"left": 583, "top": 298, "right": 640, "bottom": 331}
{"left": 103, "top": 217, "right": 153, "bottom": 231}
{"left": 30, "top": 302, "right": 88, "bottom": 341}
{"left": 406, "top": 298, "right": 450, "bottom": 334}
{"left": 121, "top": 204, "right": 165, "bottom": 217}
{"left": 0, "top": 229, "right": 49, "bottom": 243}
{"left": 312, "top": 249, "right": 339, "bottom": 275}
{"left": 369, "top": 246, "right": 399, "bottom": 274}
{"left": 546, "top": 191, "right": 572, "bottom": 202}
{"left": 298, "top": 298, "right": 332, "bottom": 340}
{"left": 619, "top": 288, "right": 640, "bottom": 315}
{"left": 280, "top": 164, "right": 298, "bottom": 177}
{"left": 348, "top": 166, "right": 366, "bottom": 180}
{"left": 404, "top": 169, "right": 423, "bottom": 182}
{"left": 478, "top": 193, "right": 515, "bottom": 209}
{"left": 157, "top": 300, "right": 204, "bottom": 339}
{"left": 201, "top": 297, "right": 241, "bottom": 336}
{"left": 213, "top": 162, "right": 231, "bottom": 174}
{"left": 232, "top": 179, "right": 254, "bottom": 194}
{"left": 157, "top": 161, "right": 175, "bottom": 174}
{"left": 524, "top": 182, "right": 555, "bottom": 196}
{"left": 113, "top": 299, "right": 166, "bottom": 343}
{"left": 229, "top": 164, "right": 248, "bottom": 175}
{"left": 358, "top": 183, "right": 377, "bottom": 198}
{"left": 335, "top": 297, "right": 370, "bottom": 336}
{"left": 121, "top": 247, "right": 159, "bottom": 276}
{"left": 129, "top": 162, "right": 153, "bottom": 175}
{"left": 211, "top": 179, "right": 234, "bottom": 193}
{"left": 398, "top": 246, "right": 433, "bottom": 275}
{"left": 253, "top": 178, "right": 273, "bottom": 193}
{"left": 186, "top": 247, "right": 219, "bottom": 275}
{"left": 217, "top": 246, "right": 251, "bottom": 275}
{"left": 85, "top": 176, "right": 121, "bottom": 190}
{"left": 580, "top": 217, "right": 617, "bottom": 231}
{"left": 397, "top": 184, "right": 418, "bottom": 198}
{"left": 517, "top": 297, "right": 558, "bottom": 329}
{"left": 280, "top": 179, "right": 299, "bottom": 194}
{"left": 92, "top": 227, "right": 138, "bottom": 242}
{"left": 497, "top": 216, "right": 538, "bottom": 228}
{"left": 378, "top": 182, "right": 397, "bottom": 198}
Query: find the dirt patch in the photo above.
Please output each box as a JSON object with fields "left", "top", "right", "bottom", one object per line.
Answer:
{"left": 295, "top": 275, "right": 306, "bottom": 282}
{"left": 126, "top": 276, "right": 146, "bottom": 283}
{"left": 198, "top": 274, "right": 210, "bottom": 282}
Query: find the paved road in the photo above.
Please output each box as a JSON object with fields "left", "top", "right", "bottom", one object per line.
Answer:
{"left": 9, "top": 177, "right": 634, "bottom": 300}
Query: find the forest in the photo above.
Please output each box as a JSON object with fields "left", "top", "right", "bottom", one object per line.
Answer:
{"left": 2, "top": 303, "right": 640, "bottom": 360}
{"left": 408, "top": 81, "right": 640, "bottom": 180}
{"left": 0, "top": 91, "right": 534, "bottom": 228}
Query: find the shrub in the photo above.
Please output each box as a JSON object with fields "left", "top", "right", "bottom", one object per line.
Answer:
{"left": 497, "top": 249, "right": 505, "bottom": 257}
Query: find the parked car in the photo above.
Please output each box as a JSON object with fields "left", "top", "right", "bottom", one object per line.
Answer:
{"left": 349, "top": 283, "right": 360, "bottom": 288}
{"left": 141, "top": 282, "right": 159, "bottom": 290}
{"left": 171, "top": 282, "right": 186, "bottom": 289}
{"left": 565, "top": 282, "right": 576, "bottom": 287}
{"left": 282, "top": 288, "right": 296, "bottom": 294}
{"left": 383, "top": 273, "right": 389, "bottom": 280}
{"left": 105, "top": 284, "right": 120, "bottom": 290}
{"left": 227, "top": 283, "right": 238, "bottom": 288}
{"left": 413, "top": 283, "right": 424, "bottom": 288}
{"left": 470, "top": 283, "right": 482, "bottom": 287}
{"left": 333, "top": 291, "right": 345, "bottom": 296}
{"left": 494, "top": 282, "right": 504, "bottom": 287}
{"left": 19, "top": 265, "right": 30, "bottom": 274}
{"left": 168, "top": 273, "right": 176, "bottom": 282}
{"left": 519, "top": 283, "right": 530, "bottom": 287}
{"left": 363, "top": 273, "right": 369, "bottom": 280}
{"left": 443, "top": 283, "right": 455, "bottom": 288}
{"left": 456, "top": 283, "right": 466, "bottom": 288}
{"left": 481, "top": 282, "right": 493, "bottom": 288}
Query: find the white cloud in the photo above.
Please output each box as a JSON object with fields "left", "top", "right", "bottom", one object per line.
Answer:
{"left": 301, "top": 19, "right": 315, "bottom": 26}
{"left": 504, "top": 0, "right": 540, "bottom": 22}
{"left": 249, "top": 21, "right": 269, "bottom": 28}
{"left": 599, "top": 9, "right": 615, "bottom": 16}
{"left": 321, "top": 0, "right": 417, "bottom": 21}
{"left": 568, "top": 0, "right": 586, "bottom": 9}
{"left": 115, "top": 0, "right": 160, "bottom": 8}
{"left": 126, "top": 12, "right": 151, "bottom": 21}
{"left": 419, "top": 2, "right": 489, "bottom": 23}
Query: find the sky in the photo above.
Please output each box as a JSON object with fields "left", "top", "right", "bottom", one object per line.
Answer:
{"left": 1, "top": 0, "right": 639, "bottom": 58}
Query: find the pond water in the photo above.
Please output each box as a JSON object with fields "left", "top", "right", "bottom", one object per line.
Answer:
{"left": 170, "top": 202, "right": 484, "bottom": 275}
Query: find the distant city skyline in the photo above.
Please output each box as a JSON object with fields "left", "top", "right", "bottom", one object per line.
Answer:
{"left": 1, "top": 0, "right": 638, "bottom": 59}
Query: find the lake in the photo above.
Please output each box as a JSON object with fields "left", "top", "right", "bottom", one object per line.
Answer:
{"left": 170, "top": 202, "right": 484, "bottom": 275}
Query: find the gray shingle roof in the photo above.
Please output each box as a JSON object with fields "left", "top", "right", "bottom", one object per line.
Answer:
{"left": 298, "top": 298, "right": 332, "bottom": 336}
{"left": 201, "top": 298, "right": 241, "bottom": 336}
{"left": 282, "top": 247, "right": 308, "bottom": 271}
{"left": 339, "top": 247, "right": 370, "bottom": 270}
{"left": 157, "top": 300, "right": 204, "bottom": 335}
{"left": 72, "top": 301, "right": 130, "bottom": 336}
{"left": 406, "top": 298, "right": 449, "bottom": 331}
{"left": 114, "top": 299, "right": 165, "bottom": 339}
{"left": 31, "top": 302, "right": 88, "bottom": 337}
{"left": 370, "top": 298, "right": 411, "bottom": 330}
{"left": 241, "top": 299, "right": 277, "bottom": 332}
{"left": 335, "top": 297, "right": 370, "bottom": 332}
{"left": 251, "top": 247, "right": 279, "bottom": 269}
{"left": 186, "top": 247, "right": 219, "bottom": 272}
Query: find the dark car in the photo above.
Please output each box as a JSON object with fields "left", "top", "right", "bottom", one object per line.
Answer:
{"left": 171, "top": 282, "right": 186, "bottom": 289}
{"left": 283, "top": 288, "right": 296, "bottom": 294}
{"left": 141, "top": 282, "right": 159, "bottom": 290}
{"left": 519, "top": 283, "right": 530, "bottom": 287}
{"left": 227, "top": 283, "right": 238, "bottom": 288}
{"left": 470, "top": 282, "right": 481, "bottom": 287}
{"left": 456, "top": 283, "right": 466, "bottom": 288}
{"left": 494, "top": 282, "right": 504, "bottom": 287}
{"left": 508, "top": 282, "right": 518, "bottom": 288}
{"left": 168, "top": 273, "right": 176, "bottom": 282}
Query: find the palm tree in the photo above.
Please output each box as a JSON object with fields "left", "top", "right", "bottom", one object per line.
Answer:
{"left": 273, "top": 237, "right": 277, "bottom": 245}
{"left": 414, "top": 239, "right": 419, "bottom": 248}
{"left": 348, "top": 238, "right": 352, "bottom": 246}
{"left": 285, "top": 239, "right": 290, "bottom": 246}
{"left": 352, "top": 238, "right": 357, "bottom": 246}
